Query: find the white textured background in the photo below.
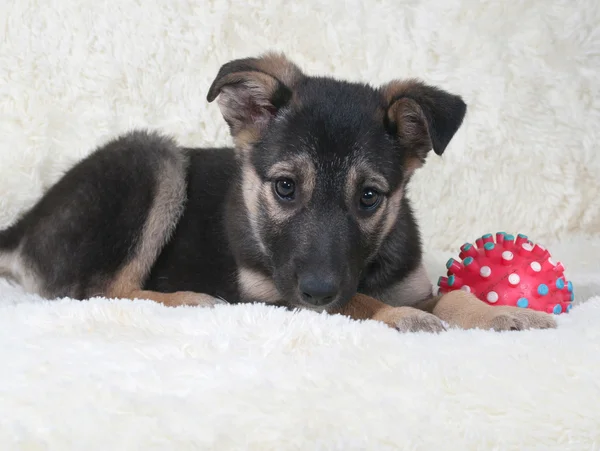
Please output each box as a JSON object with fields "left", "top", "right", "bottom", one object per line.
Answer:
{"left": 1, "top": 0, "right": 599, "bottom": 252}
{"left": 1, "top": 1, "right": 600, "bottom": 449}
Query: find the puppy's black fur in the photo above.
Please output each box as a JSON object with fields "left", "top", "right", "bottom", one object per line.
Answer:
{"left": 0, "top": 52, "right": 467, "bottom": 312}
{"left": 145, "top": 146, "right": 240, "bottom": 300}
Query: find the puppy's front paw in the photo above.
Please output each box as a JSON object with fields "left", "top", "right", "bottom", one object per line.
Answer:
{"left": 161, "top": 292, "right": 229, "bottom": 308}
{"left": 395, "top": 311, "right": 447, "bottom": 333}
{"left": 434, "top": 290, "right": 557, "bottom": 332}
{"left": 374, "top": 306, "right": 446, "bottom": 333}
{"left": 485, "top": 306, "right": 557, "bottom": 331}
{"left": 185, "top": 293, "right": 229, "bottom": 307}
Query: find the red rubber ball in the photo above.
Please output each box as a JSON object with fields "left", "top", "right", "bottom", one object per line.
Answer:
{"left": 437, "top": 232, "right": 574, "bottom": 314}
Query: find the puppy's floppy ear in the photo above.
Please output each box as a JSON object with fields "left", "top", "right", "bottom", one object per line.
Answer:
{"left": 207, "top": 52, "right": 304, "bottom": 147}
{"left": 380, "top": 79, "right": 467, "bottom": 170}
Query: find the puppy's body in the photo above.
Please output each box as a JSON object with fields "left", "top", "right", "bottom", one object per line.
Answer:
{"left": 0, "top": 130, "right": 428, "bottom": 308}
{"left": 0, "top": 52, "right": 556, "bottom": 332}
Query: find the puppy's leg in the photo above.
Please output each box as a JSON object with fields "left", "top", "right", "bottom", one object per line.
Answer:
{"left": 343, "top": 264, "right": 444, "bottom": 332}
{"left": 338, "top": 291, "right": 556, "bottom": 333}
{"left": 352, "top": 262, "right": 556, "bottom": 332}
{"left": 6, "top": 131, "right": 223, "bottom": 308}
{"left": 335, "top": 294, "right": 446, "bottom": 333}
{"left": 104, "top": 140, "right": 223, "bottom": 309}
{"left": 417, "top": 291, "right": 557, "bottom": 331}
{"left": 108, "top": 288, "right": 224, "bottom": 308}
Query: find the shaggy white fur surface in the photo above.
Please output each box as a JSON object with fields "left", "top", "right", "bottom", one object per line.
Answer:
{"left": 1, "top": 240, "right": 599, "bottom": 449}
{"left": 1, "top": 279, "right": 600, "bottom": 450}
{"left": 1, "top": 0, "right": 600, "bottom": 449}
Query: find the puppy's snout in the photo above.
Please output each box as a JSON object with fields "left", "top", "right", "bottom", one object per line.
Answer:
{"left": 298, "top": 273, "right": 339, "bottom": 306}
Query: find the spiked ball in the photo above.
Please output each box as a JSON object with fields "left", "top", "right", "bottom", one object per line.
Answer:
{"left": 437, "top": 232, "right": 574, "bottom": 315}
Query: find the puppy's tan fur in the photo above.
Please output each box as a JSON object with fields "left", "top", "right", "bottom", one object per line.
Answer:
{"left": 106, "top": 145, "right": 195, "bottom": 307}
{"left": 338, "top": 291, "right": 557, "bottom": 333}
{"left": 238, "top": 267, "right": 281, "bottom": 304}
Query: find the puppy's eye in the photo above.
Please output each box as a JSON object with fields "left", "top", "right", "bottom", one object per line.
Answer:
{"left": 274, "top": 178, "right": 296, "bottom": 200}
{"left": 359, "top": 188, "right": 381, "bottom": 210}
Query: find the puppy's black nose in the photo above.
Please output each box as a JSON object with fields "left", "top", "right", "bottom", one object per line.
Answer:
{"left": 299, "top": 275, "right": 338, "bottom": 306}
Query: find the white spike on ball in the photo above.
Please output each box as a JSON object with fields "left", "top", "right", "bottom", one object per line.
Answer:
{"left": 480, "top": 266, "right": 492, "bottom": 278}
{"left": 487, "top": 291, "right": 499, "bottom": 303}
{"left": 502, "top": 251, "right": 514, "bottom": 261}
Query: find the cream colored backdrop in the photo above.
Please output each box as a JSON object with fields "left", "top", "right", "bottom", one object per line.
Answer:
{"left": 1, "top": 0, "right": 598, "bottom": 252}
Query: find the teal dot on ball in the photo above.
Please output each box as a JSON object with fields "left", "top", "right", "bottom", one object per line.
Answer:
{"left": 517, "top": 298, "right": 529, "bottom": 308}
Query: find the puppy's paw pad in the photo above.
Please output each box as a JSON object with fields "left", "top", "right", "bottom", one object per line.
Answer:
{"left": 394, "top": 312, "right": 446, "bottom": 334}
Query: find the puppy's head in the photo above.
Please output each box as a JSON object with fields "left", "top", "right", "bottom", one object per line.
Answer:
{"left": 207, "top": 52, "right": 466, "bottom": 311}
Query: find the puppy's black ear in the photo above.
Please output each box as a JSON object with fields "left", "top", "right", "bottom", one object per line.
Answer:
{"left": 380, "top": 79, "right": 466, "bottom": 170}
{"left": 207, "top": 52, "right": 304, "bottom": 148}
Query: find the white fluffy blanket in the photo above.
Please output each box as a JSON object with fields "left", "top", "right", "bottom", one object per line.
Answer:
{"left": 1, "top": 279, "right": 600, "bottom": 450}
{"left": 1, "top": 242, "right": 599, "bottom": 449}
{"left": 1, "top": 0, "right": 600, "bottom": 449}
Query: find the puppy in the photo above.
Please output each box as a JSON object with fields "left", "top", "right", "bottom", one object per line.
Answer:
{"left": 0, "top": 52, "right": 556, "bottom": 332}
